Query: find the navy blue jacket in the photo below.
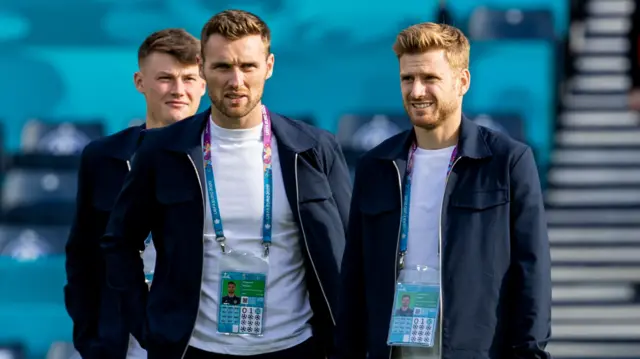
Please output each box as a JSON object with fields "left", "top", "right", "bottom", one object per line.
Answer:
{"left": 64, "top": 125, "right": 145, "bottom": 359}
{"left": 100, "top": 108, "right": 352, "bottom": 359}
{"left": 335, "top": 117, "right": 551, "bottom": 359}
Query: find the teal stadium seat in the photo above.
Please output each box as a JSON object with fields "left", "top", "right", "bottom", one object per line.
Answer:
{"left": 0, "top": 225, "right": 70, "bottom": 358}
{"left": 464, "top": 41, "right": 554, "bottom": 171}
{"left": 0, "top": 257, "right": 71, "bottom": 359}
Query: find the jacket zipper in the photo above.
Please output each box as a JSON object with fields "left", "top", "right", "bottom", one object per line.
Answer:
{"left": 437, "top": 156, "right": 461, "bottom": 356}
{"left": 180, "top": 154, "right": 205, "bottom": 359}
{"left": 294, "top": 153, "right": 336, "bottom": 325}
{"left": 125, "top": 160, "right": 132, "bottom": 356}
{"left": 389, "top": 161, "right": 403, "bottom": 359}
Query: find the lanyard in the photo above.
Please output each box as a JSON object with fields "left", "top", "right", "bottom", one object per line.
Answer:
{"left": 398, "top": 142, "right": 457, "bottom": 269}
{"left": 203, "top": 105, "right": 273, "bottom": 257}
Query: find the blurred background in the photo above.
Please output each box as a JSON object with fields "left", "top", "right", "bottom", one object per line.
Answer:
{"left": 0, "top": 0, "right": 638, "bottom": 358}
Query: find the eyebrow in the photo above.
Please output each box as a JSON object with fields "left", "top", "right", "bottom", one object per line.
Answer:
{"left": 156, "top": 71, "right": 198, "bottom": 77}
{"left": 210, "top": 61, "right": 259, "bottom": 68}
{"left": 400, "top": 72, "right": 442, "bottom": 79}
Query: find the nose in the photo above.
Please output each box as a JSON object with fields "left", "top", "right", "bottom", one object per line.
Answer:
{"left": 228, "top": 68, "right": 245, "bottom": 89}
{"left": 171, "top": 78, "right": 186, "bottom": 97}
{"left": 410, "top": 80, "right": 427, "bottom": 99}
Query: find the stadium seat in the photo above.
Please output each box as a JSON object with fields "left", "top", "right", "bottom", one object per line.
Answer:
{"left": 446, "top": 0, "right": 567, "bottom": 36}
{"left": 336, "top": 114, "right": 412, "bottom": 170}
{"left": 1, "top": 169, "right": 78, "bottom": 226}
{"left": 464, "top": 41, "right": 554, "bottom": 171}
{"left": 0, "top": 343, "right": 26, "bottom": 359}
{"left": 466, "top": 113, "right": 526, "bottom": 142}
{"left": 468, "top": 7, "right": 555, "bottom": 40}
{"left": 47, "top": 342, "right": 79, "bottom": 359}
{"left": 0, "top": 225, "right": 69, "bottom": 260}
{"left": 0, "top": 256, "right": 70, "bottom": 358}
{"left": 6, "top": 154, "right": 82, "bottom": 171}
{"left": 337, "top": 114, "right": 412, "bottom": 152}
{"left": 20, "top": 120, "right": 104, "bottom": 156}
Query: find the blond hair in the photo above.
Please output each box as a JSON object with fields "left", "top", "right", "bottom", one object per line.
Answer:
{"left": 393, "top": 22, "right": 470, "bottom": 69}
{"left": 200, "top": 9, "right": 271, "bottom": 57}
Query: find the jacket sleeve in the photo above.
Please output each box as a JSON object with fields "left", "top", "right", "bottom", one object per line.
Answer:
{"left": 64, "top": 146, "right": 103, "bottom": 357}
{"left": 334, "top": 162, "right": 367, "bottom": 359}
{"left": 100, "top": 138, "right": 155, "bottom": 347}
{"left": 326, "top": 139, "right": 352, "bottom": 266}
{"left": 507, "top": 146, "right": 552, "bottom": 358}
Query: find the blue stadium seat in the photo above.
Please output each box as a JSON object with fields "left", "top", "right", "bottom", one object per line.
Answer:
{"left": 6, "top": 153, "right": 82, "bottom": 171}
{"left": 464, "top": 41, "right": 554, "bottom": 171}
{"left": 446, "top": 0, "right": 567, "bottom": 36}
{"left": 337, "top": 114, "right": 412, "bottom": 152}
{"left": 466, "top": 113, "right": 526, "bottom": 143}
{"left": 0, "top": 257, "right": 70, "bottom": 358}
{"left": 336, "top": 114, "right": 412, "bottom": 171}
{"left": 468, "top": 7, "right": 555, "bottom": 40}
{"left": 0, "top": 343, "right": 26, "bottom": 359}
{"left": 0, "top": 225, "right": 69, "bottom": 260}
{"left": 20, "top": 120, "right": 104, "bottom": 156}
{"left": 47, "top": 342, "right": 80, "bottom": 359}
{"left": 1, "top": 169, "right": 78, "bottom": 226}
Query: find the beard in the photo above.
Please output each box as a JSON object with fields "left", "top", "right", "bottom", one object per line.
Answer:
{"left": 211, "top": 91, "right": 262, "bottom": 119}
{"left": 405, "top": 95, "right": 458, "bottom": 131}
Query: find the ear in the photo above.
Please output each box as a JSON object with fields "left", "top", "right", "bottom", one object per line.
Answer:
{"left": 459, "top": 68, "right": 470, "bottom": 96}
{"left": 197, "top": 54, "right": 205, "bottom": 79}
{"left": 197, "top": 76, "right": 207, "bottom": 98}
{"left": 265, "top": 53, "right": 274, "bottom": 80}
{"left": 134, "top": 71, "right": 144, "bottom": 94}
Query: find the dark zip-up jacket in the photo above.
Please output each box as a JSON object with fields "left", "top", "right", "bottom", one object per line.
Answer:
{"left": 64, "top": 125, "right": 145, "bottom": 359}
{"left": 335, "top": 116, "right": 551, "bottom": 359}
{"left": 100, "top": 108, "right": 351, "bottom": 359}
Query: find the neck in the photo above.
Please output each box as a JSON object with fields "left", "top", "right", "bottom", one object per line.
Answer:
{"left": 145, "top": 114, "right": 163, "bottom": 129}
{"left": 211, "top": 103, "right": 263, "bottom": 130}
{"left": 414, "top": 113, "right": 461, "bottom": 150}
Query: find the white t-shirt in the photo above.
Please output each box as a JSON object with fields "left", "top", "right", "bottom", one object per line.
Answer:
{"left": 396, "top": 145, "right": 455, "bottom": 359}
{"left": 189, "top": 119, "right": 313, "bottom": 355}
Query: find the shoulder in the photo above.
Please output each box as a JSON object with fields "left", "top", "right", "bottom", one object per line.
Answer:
{"left": 137, "top": 111, "right": 207, "bottom": 153}
{"left": 275, "top": 113, "right": 340, "bottom": 150}
{"left": 81, "top": 125, "right": 142, "bottom": 161}
{"left": 477, "top": 125, "right": 532, "bottom": 167}
{"left": 356, "top": 130, "right": 411, "bottom": 170}
{"left": 271, "top": 113, "right": 342, "bottom": 173}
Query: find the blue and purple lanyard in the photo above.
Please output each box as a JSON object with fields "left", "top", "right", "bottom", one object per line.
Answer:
{"left": 203, "top": 105, "right": 274, "bottom": 257}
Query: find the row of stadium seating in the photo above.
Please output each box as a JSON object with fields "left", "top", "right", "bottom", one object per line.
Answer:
{"left": 0, "top": 1, "right": 564, "bottom": 358}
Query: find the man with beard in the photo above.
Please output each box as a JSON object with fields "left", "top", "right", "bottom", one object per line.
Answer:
{"left": 100, "top": 9, "right": 351, "bottom": 359}
{"left": 65, "top": 28, "right": 205, "bottom": 359}
{"left": 335, "top": 23, "right": 551, "bottom": 359}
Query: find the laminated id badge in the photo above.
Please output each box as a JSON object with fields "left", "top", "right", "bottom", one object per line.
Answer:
{"left": 217, "top": 250, "right": 268, "bottom": 336}
{"left": 387, "top": 266, "right": 440, "bottom": 347}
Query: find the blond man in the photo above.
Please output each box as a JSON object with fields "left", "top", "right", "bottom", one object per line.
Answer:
{"left": 335, "top": 23, "right": 551, "bottom": 359}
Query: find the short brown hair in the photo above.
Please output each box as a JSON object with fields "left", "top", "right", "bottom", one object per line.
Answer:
{"left": 393, "top": 23, "right": 470, "bottom": 70}
{"left": 137, "top": 28, "right": 200, "bottom": 66}
{"left": 200, "top": 9, "right": 271, "bottom": 56}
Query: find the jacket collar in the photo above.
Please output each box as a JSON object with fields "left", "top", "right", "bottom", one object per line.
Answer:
{"left": 164, "top": 106, "right": 317, "bottom": 154}
{"left": 375, "top": 114, "right": 493, "bottom": 161}
{"left": 109, "top": 123, "right": 146, "bottom": 161}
